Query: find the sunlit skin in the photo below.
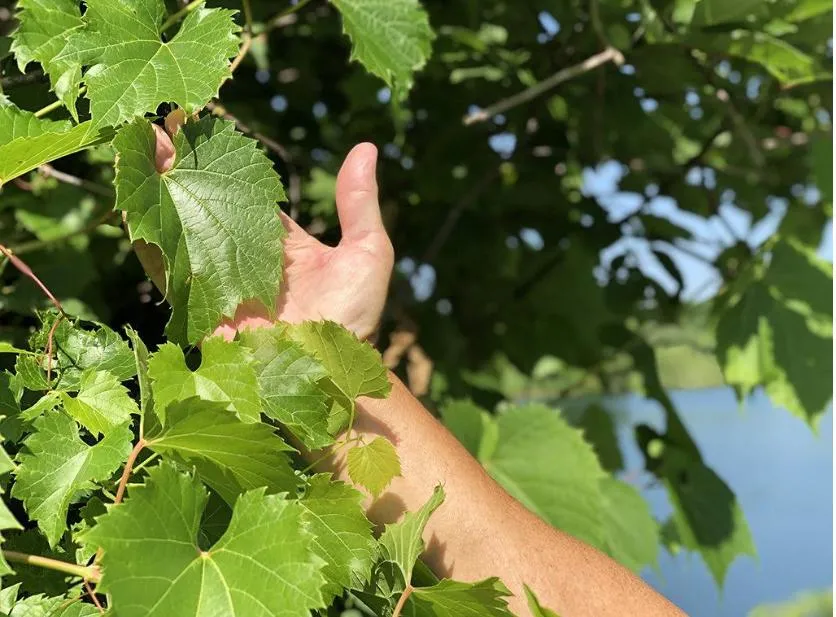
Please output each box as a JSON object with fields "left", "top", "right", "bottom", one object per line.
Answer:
{"left": 139, "top": 122, "right": 687, "bottom": 617}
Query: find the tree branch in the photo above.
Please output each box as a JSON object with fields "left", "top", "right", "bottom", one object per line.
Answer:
{"left": 463, "top": 47, "right": 624, "bottom": 125}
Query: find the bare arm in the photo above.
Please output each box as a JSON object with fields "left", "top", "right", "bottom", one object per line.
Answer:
{"left": 316, "top": 372, "right": 687, "bottom": 617}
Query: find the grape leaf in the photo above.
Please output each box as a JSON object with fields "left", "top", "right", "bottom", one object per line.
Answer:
{"left": 288, "top": 321, "right": 390, "bottom": 414}
{"left": 299, "top": 474, "right": 377, "bottom": 598}
{"left": 145, "top": 397, "right": 297, "bottom": 503}
{"left": 59, "top": 369, "right": 139, "bottom": 436}
{"left": 0, "top": 583, "right": 19, "bottom": 613}
{"left": 479, "top": 405, "right": 609, "bottom": 551}
{"left": 407, "top": 578, "right": 513, "bottom": 617}
{"left": 124, "top": 326, "right": 158, "bottom": 436}
{"left": 0, "top": 343, "right": 30, "bottom": 355}
{"left": 57, "top": 0, "right": 240, "bottom": 128}
{"left": 237, "top": 326, "right": 333, "bottom": 450}
{"left": 26, "top": 315, "right": 135, "bottom": 392}
{"left": 379, "top": 484, "right": 444, "bottom": 586}
{"left": 524, "top": 585, "right": 561, "bottom": 617}
{"left": 599, "top": 478, "right": 659, "bottom": 573}
{"left": 11, "top": 414, "right": 132, "bottom": 547}
{"left": 83, "top": 462, "right": 327, "bottom": 617}
{"left": 10, "top": 0, "right": 84, "bottom": 119}
{"left": 441, "top": 400, "right": 498, "bottom": 460}
{"left": 6, "top": 594, "right": 100, "bottom": 617}
{"left": 114, "top": 117, "right": 287, "bottom": 345}
{"left": 649, "top": 443, "right": 756, "bottom": 587}
{"left": 347, "top": 437, "right": 401, "bottom": 497}
{"left": 0, "top": 110, "right": 109, "bottom": 186}
{"left": 332, "top": 0, "right": 435, "bottom": 101}
{"left": 147, "top": 338, "right": 261, "bottom": 424}
{"left": 717, "top": 241, "right": 832, "bottom": 426}
{"left": 0, "top": 441, "right": 22, "bottom": 576}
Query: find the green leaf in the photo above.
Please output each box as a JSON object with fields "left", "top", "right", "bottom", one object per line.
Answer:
{"left": 288, "top": 321, "right": 390, "bottom": 415}
{"left": 237, "top": 326, "right": 333, "bottom": 450}
{"left": 0, "top": 440, "right": 22, "bottom": 576}
{"left": 124, "top": 326, "right": 158, "bottom": 437}
{"left": 84, "top": 462, "right": 327, "bottom": 617}
{"left": 59, "top": 369, "right": 139, "bottom": 436}
{"left": 10, "top": 0, "right": 84, "bottom": 119}
{"left": 299, "top": 474, "right": 377, "bottom": 598}
{"left": 480, "top": 405, "right": 608, "bottom": 550}
{"left": 58, "top": 0, "right": 240, "bottom": 128}
{"left": 0, "top": 343, "right": 30, "bottom": 355}
{"left": 6, "top": 594, "right": 100, "bottom": 617}
{"left": 332, "top": 0, "right": 435, "bottom": 101}
{"left": 379, "top": 484, "right": 444, "bottom": 586}
{"left": 347, "top": 437, "right": 401, "bottom": 497}
{"left": 27, "top": 315, "right": 135, "bottom": 391}
{"left": 692, "top": 30, "right": 829, "bottom": 86}
{"left": 440, "top": 400, "right": 498, "bottom": 460}
{"left": 147, "top": 337, "right": 262, "bottom": 424}
{"left": 717, "top": 242, "right": 832, "bottom": 426}
{"left": 599, "top": 478, "right": 660, "bottom": 572}
{"left": 407, "top": 578, "right": 514, "bottom": 616}
{"left": 0, "top": 114, "right": 109, "bottom": 186}
{"left": 652, "top": 444, "right": 756, "bottom": 587}
{"left": 524, "top": 585, "right": 561, "bottom": 617}
{"left": 145, "top": 397, "right": 297, "bottom": 503}
{"left": 0, "top": 583, "right": 19, "bottom": 613}
{"left": 690, "top": 0, "right": 763, "bottom": 26}
{"left": 114, "top": 117, "right": 287, "bottom": 344}
{"left": 11, "top": 414, "right": 132, "bottom": 547}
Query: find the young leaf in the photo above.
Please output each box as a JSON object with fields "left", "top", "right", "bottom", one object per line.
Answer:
{"left": 59, "top": 369, "right": 139, "bottom": 436}
{"left": 238, "top": 326, "right": 333, "bottom": 450}
{"left": 524, "top": 585, "right": 561, "bottom": 617}
{"left": 145, "top": 397, "right": 297, "bottom": 504}
{"left": 5, "top": 594, "right": 101, "bottom": 616}
{"left": 479, "top": 405, "right": 609, "bottom": 551}
{"left": 408, "top": 578, "right": 514, "bottom": 617}
{"left": 57, "top": 0, "right": 240, "bottom": 128}
{"left": 599, "top": 478, "right": 660, "bottom": 573}
{"left": 10, "top": 0, "right": 84, "bottom": 119}
{"left": 26, "top": 315, "right": 135, "bottom": 391}
{"left": 12, "top": 414, "right": 132, "bottom": 547}
{"left": 114, "top": 117, "right": 287, "bottom": 345}
{"left": 332, "top": 0, "right": 435, "bottom": 101}
{"left": 288, "top": 321, "right": 390, "bottom": 415}
{"left": 347, "top": 437, "right": 401, "bottom": 498}
{"left": 299, "top": 474, "right": 377, "bottom": 598}
{"left": 379, "top": 484, "right": 444, "bottom": 586}
{"left": 84, "top": 462, "right": 327, "bottom": 617}
{"left": 147, "top": 338, "right": 262, "bottom": 424}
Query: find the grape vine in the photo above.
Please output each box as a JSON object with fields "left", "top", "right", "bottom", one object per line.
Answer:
{"left": 0, "top": 0, "right": 831, "bottom": 615}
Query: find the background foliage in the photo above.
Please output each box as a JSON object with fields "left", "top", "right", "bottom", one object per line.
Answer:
{"left": 0, "top": 0, "right": 832, "bottom": 614}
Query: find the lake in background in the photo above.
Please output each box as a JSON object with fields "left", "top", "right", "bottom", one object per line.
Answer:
{"left": 611, "top": 387, "right": 833, "bottom": 616}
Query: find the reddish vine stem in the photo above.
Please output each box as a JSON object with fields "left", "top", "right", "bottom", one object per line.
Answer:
{"left": 392, "top": 584, "right": 414, "bottom": 617}
{"left": 0, "top": 244, "right": 66, "bottom": 317}
{"left": 114, "top": 440, "right": 147, "bottom": 505}
{"left": 84, "top": 580, "right": 105, "bottom": 614}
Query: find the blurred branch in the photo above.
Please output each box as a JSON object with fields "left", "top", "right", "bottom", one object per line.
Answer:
{"left": 229, "top": 0, "right": 253, "bottom": 73}
{"left": 38, "top": 165, "right": 114, "bottom": 197}
{"left": 463, "top": 47, "right": 624, "bottom": 125}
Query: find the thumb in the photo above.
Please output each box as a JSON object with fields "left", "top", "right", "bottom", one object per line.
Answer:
{"left": 152, "top": 124, "right": 176, "bottom": 173}
{"left": 335, "top": 142, "right": 384, "bottom": 244}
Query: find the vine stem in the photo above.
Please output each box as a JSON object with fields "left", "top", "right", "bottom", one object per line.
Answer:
{"left": 84, "top": 580, "right": 105, "bottom": 614}
{"left": 114, "top": 440, "right": 147, "bottom": 505}
{"left": 33, "top": 86, "right": 86, "bottom": 118}
{"left": 161, "top": 0, "right": 203, "bottom": 31}
{"left": 463, "top": 47, "right": 624, "bottom": 125}
{"left": 392, "top": 584, "right": 414, "bottom": 617}
{"left": 229, "top": 0, "right": 253, "bottom": 73}
{"left": 3, "top": 551, "right": 100, "bottom": 583}
{"left": 0, "top": 245, "right": 66, "bottom": 317}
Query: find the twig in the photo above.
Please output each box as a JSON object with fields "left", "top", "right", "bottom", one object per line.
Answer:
{"left": 84, "top": 580, "right": 105, "bottom": 614}
{"left": 33, "top": 86, "right": 87, "bottom": 118}
{"left": 161, "top": 0, "right": 203, "bottom": 32}
{"left": 3, "top": 551, "right": 100, "bottom": 582}
{"left": 463, "top": 47, "right": 624, "bottom": 125}
{"left": 0, "top": 245, "right": 66, "bottom": 316}
{"left": 114, "top": 440, "right": 146, "bottom": 505}
{"left": 392, "top": 584, "right": 414, "bottom": 617}
{"left": 229, "top": 0, "right": 253, "bottom": 73}
{"left": 39, "top": 165, "right": 114, "bottom": 197}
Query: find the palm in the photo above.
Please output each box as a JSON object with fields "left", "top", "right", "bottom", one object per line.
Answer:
{"left": 146, "top": 127, "right": 393, "bottom": 341}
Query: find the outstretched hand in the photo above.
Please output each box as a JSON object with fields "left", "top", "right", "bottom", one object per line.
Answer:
{"left": 135, "top": 123, "right": 394, "bottom": 341}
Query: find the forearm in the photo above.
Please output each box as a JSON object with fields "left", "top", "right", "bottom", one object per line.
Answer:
{"left": 316, "top": 371, "right": 685, "bottom": 617}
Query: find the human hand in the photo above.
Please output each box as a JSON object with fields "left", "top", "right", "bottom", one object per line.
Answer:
{"left": 135, "top": 123, "right": 394, "bottom": 340}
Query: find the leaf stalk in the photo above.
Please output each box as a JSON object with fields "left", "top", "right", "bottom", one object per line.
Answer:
{"left": 3, "top": 551, "right": 100, "bottom": 583}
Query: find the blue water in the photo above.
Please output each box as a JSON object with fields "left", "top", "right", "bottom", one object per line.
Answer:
{"left": 610, "top": 388, "right": 833, "bottom": 616}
